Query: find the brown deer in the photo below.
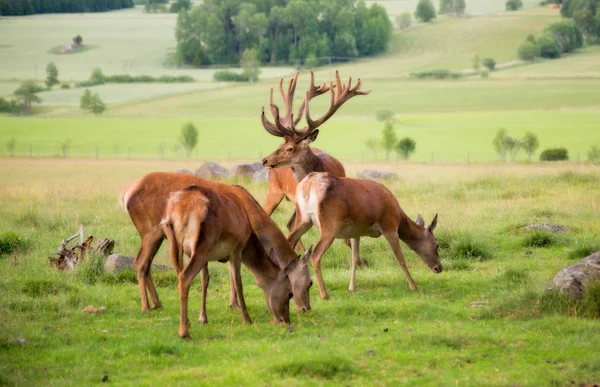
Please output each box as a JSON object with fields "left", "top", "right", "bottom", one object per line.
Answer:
{"left": 287, "top": 172, "right": 443, "bottom": 300}
{"left": 160, "top": 185, "right": 309, "bottom": 338}
{"left": 260, "top": 70, "right": 370, "bottom": 251}
{"left": 120, "top": 172, "right": 313, "bottom": 316}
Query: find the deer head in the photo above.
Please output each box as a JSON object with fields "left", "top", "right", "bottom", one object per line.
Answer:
{"left": 414, "top": 214, "right": 443, "bottom": 274}
{"left": 261, "top": 71, "right": 371, "bottom": 169}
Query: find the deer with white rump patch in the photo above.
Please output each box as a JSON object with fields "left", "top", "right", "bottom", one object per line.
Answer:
{"left": 287, "top": 172, "right": 443, "bottom": 300}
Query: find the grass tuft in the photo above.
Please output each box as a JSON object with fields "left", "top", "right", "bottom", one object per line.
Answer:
{"left": 147, "top": 343, "right": 179, "bottom": 357}
{"left": 443, "top": 259, "right": 473, "bottom": 271}
{"left": 21, "top": 279, "right": 77, "bottom": 297}
{"left": 448, "top": 235, "right": 492, "bottom": 261}
{"left": 72, "top": 252, "right": 106, "bottom": 285}
{"left": 522, "top": 231, "right": 559, "bottom": 248}
{"left": 568, "top": 242, "right": 600, "bottom": 260}
{"left": 499, "top": 268, "right": 530, "bottom": 284}
{"left": 0, "top": 231, "right": 29, "bottom": 256}
{"left": 272, "top": 357, "right": 355, "bottom": 380}
{"left": 541, "top": 283, "right": 600, "bottom": 319}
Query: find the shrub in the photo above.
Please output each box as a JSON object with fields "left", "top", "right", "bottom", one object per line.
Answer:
{"left": 482, "top": 58, "right": 496, "bottom": 70}
{"left": 518, "top": 41, "right": 541, "bottom": 60}
{"left": 0, "top": 97, "right": 18, "bottom": 114}
{"left": 588, "top": 145, "right": 600, "bottom": 164}
{"left": 395, "top": 137, "right": 416, "bottom": 160}
{"left": 415, "top": 0, "right": 436, "bottom": 22}
{"left": 60, "top": 83, "right": 70, "bottom": 89}
{"left": 0, "top": 231, "right": 29, "bottom": 256}
{"left": 90, "top": 68, "right": 105, "bottom": 84}
{"left": 180, "top": 122, "right": 198, "bottom": 158}
{"left": 540, "top": 147, "right": 569, "bottom": 161}
{"left": 169, "top": 0, "right": 190, "bottom": 13}
{"left": 410, "top": 69, "right": 463, "bottom": 79}
{"left": 449, "top": 235, "right": 492, "bottom": 261}
{"left": 213, "top": 70, "right": 250, "bottom": 82}
{"left": 506, "top": 0, "right": 523, "bottom": 10}
{"left": 544, "top": 20, "right": 583, "bottom": 53}
{"left": 396, "top": 12, "right": 412, "bottom": 29}
{"left": 537, "top": 33, "right": 562, "bottom": 58}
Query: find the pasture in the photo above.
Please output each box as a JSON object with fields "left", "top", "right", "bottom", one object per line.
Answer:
{"left": 1, "top": 159, "right": 599, "bottom": 385}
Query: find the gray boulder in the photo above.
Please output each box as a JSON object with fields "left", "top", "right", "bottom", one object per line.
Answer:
{"left": 104, "top": 254, "right": 134, "bottom": 274}
{"left": 523, "top": 223, "right": 570, "bottom": 233}
{"left": 195, "top": 162, "right": 228, "bottom": 180}
{"left": 253, "top": 168, "right": 269, "bottom": 183}
{"left": 548, "top": 252, "right": 600, "bottom": 299}
{"left": 357, "top": 169, "right": 399, "bottom": 182}
{"left": 229, "top": 164, "right": 258, "bottom": 179}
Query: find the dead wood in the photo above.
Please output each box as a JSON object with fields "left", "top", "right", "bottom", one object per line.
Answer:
{"left": 49, "top": 226, "right": 115, "bottom": 270}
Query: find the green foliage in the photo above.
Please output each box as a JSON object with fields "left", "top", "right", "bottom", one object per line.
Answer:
{"left": 522, "top": 231, "right": 559, "bottom": 247}
{"left": 45, "top": 62, "right": 59, "bottom": 89}
{"left": 90, "top": 67, "right": 105, "bottom": 84}
{"left": 448, "top": 234, "right": 492, "bottom": 261}
{"left": 0, "top": 97, "right": 19, "bottom": 114}
{"left": 241, "top": 49, "right": 261, "bottom": 82}
{"left": 410, "top": 69, "right": 463, "bottom": 79}
{"left": 472, "top": 54, "right": 481, "bottom": 70}
{"left": 80, "top": 89, "right": 105, "bottom": 114}
{"left": 439, "top": 0, "right": 466, "bottom": 15}
{"left": 521, "top": 132, "right": 540, "bottom": 160}
{"left": 80, "top": 89, "right": 93, "bottom": 110}
{"left": 0, "top": 0, "right": 133, "bottom": 15}
{"left": 375, "top": 109, "right": 394, "bottom": 122}
{"left": 395, "top": 137, "right": 416, "bottom": 160}
{"left": 73, "top": 34, "right": 83, "bottom": 46}
{"left": 273, "top": 357, "right": 355, "bottom": 379}
{"left": 145, "top": 0, "right": 167, "bottom": 13}
{"left": 213, "top": 70, "right": 251, "bottom": 82}
{"left": 381, "top": 120, "right": 397, "bottom": 161}
{"left": 540, "top": 147, "right": 569, "bottom": 161}
{"left": 396, "top": 12, "right": 412, "bottom": 29}
{"left": 537, "top": 33, "right": 562, "bottom": 58}
{"left": 174, "top": 0, "right": 392, "bottom": 66}
{"left": 180, "top": 121, "right": 198, "bottom": 158}
{"left": 60, "top": 83, "right": 70, "bottom": 89}
{"left": 518, "top": 41, "right": 541, "bottom": 60}
{"left": 13, "top": 80, "right": 44, "bottom": 115}
{"left": 415, "top": 0, "right": 437, "bottom": 22}
{"left": 588, "top": 145, "right": 600, "bottom": 163}
{"left": 482, "top": 57, "right": 496, "bottom": 70}
{"left": 568, "top": 241, "right": 600, "bottom": 259}
{"left": 365, "top": 137, "right": 380, "bottom": 158}
{"left": 541, "top": 285, "right": 600, "bottom": 319}
{"left": 169, "top": 0, "right": 190, "bottom": 13}
{"left": 506, "top": 0, "right": 524, "bottom": 10}
{"left": 0, "top": 231, "right": 29, "bottom": 256}
{"left": 492, "top": 128, "right": 508, "bottom": 161}
{"left": 544, "top": 20, "right": 584, "bottom": 53}
{"left": 73, "top": 252, "right": 106, "bottom": 285}
{"left": 101, "top": 74, "right": 194, "bottom": 83}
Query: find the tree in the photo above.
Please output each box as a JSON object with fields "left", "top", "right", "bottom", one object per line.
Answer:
{"left": 521, "top": 132, "right": 540, "bottom": 160}
{"left": 472, "top": 54, "right": 481, "bottom": 71}
{"left": 537, "top": 33, "right": 562, "bottom": 58}
{"left": 415, "top": 0, "right": 436, "bottom": 22}
{"left": 505, "top": 0, "right": 523, "bottom": 10}
{"left": 7, "top": 137, "right": 16, "bottom": 157}
{"left": 518, "top": 41, "right": 541, "bottom": 60}
{"left": 493, "top": 128, "right": 508, "bottom": 161}
{"left": 73, "top": 35, "right": 83, "bottom": 46}
{"left": 482, "top": 58, "right": 496, "bottom": 70}
{"left": 504, "top": 135, "right": 521, "bottom": 161}
{"left": 396, "top": 137, "right": 416, "bottom": 160}
{"left": 540, "top": 148, "right": 569, "bottom": 161}
{"left": 365, "top": 138, "right": 380, "bottom": 159}
{"left": 80, "top": 89, "right": 94, "bottom": 110}
{"left": 440, "top": 0, "right": 466, "bottom": 16}
{"left": 544, "top": 20, "right": 584, "bottom": 53}
{"left": 588, "top": 145, "right": 600, "bottom": 164}
{"left": 381, "top": 120, "right": 397, "bottom": 161}
{"left": 45, "top": 62, "right": 59, "bottom": 89}
{"left": 180, "top": 122, "right": 198, "bottom": 158}
{"left": 13, "top": 81, "right": 43, "bottom": 115}
{"left": 80, "top": 89, "right": 106, "bottom": 114}
{"left": 376, "top": 109, "right": 394, "bottom": 122}
{"left": 241, "top": 49, "right": 261, "bottom": 82}
{"left": 396, "top": 12, "right": 412, "bottom": 29}
{"left": 169, "top": 0, "right": 190, "bottom": 13}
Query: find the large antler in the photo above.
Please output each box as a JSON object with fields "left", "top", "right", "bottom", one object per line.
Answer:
{"left": 261, "top": 72, "right": 309, "bottom": 137}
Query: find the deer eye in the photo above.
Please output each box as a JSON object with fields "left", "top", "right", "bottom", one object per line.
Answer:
{"left": 286, "top": 147, "right": 293, "bottom": 152}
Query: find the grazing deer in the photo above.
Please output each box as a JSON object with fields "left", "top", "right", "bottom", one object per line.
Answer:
{"left": 287, "top": 172, "right": 443, "bottom": 300}
{"left": 120, "top": 172, "right": 313, "bottom": 316}
{"left": 160, "top": 185, "right": 309, "bottom": 338}
{"left": 260, "top": 70, "right": 370, "bottom": 252}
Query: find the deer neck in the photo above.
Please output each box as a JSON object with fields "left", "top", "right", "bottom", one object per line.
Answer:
{"left": 290, "top": 148, "right": 324, "bottom": 182}
{"left": 397, "top": 215, "right": 425, "bottom": 252}
{"left": 241, "top": 235, "right": 280, "bottom": 290}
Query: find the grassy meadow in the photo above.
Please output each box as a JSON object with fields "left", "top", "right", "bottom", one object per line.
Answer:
{"left": 1, "top": 160, "right": 599, "bottom": 385}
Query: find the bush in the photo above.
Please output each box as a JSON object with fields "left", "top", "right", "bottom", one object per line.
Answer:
{"left": 213, "top": 70, "right": 250, "bottom": 82}
{"left": 410, "top": 69, "right": 463, "bottom": 79}
{"left": 415, "top": 0, "right": 436, "bottom": 22}
{"left": 482, "top": 58, "right": 496, "bottom": 70}
{"left": 169, "top": 0, "right": 190, "bottom": 12}
{"left": 448, "top": 235, "right": 492, "bottom": 261}
{"left": 544, "top": 20, "right": 583, "bottom": 54}
{"left": 538, "top": 33, "right": 562, "bottom": 58}
{"left": 588, "top": 145, "right": 600, "bottom": 164}
{"left": 60, "top": 83, "right": 70, "bottom": 89}
{"left": 0, "top": 231, "right": 29, "bottom": 256}
{"left": 506, "top": 0, "right": 523, "bottom": 10}
{"left": 396, "top": 12, "right": 412, "bottom": 29}
{"left": 0, "top": 97, "right": 18, "bottom": 114}
{"left": 540, "top": 147, "right": 569, "bottom": 161}
{"left": 518, "top": 41, "right": 541, "bottom": 60}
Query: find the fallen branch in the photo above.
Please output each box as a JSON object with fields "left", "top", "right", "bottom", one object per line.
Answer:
{"left": 49, "top": 226, "right": 115, "bottom": 270}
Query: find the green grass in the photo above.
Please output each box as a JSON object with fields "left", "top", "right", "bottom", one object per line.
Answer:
{"left": 1, "top": 160, "right": 599, "bottom": 385}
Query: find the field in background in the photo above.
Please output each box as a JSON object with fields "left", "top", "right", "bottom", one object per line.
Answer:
{"left": 0, "top": 159, "right": 599, "bottom": 385}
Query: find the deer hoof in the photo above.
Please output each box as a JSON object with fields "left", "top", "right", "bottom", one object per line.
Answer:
{"left": 198, "top": 316, "right": 208, "bottom": 324}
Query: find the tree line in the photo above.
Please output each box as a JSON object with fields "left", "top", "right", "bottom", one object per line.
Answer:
{"left": 175, "top": 0, "right": 393, "bottom": 67}
{"left": 0, "top": 0, "right": 133, "bottom": 15}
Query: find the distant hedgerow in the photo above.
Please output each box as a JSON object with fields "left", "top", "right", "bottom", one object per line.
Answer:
{"left": 213, "top": 70, "right": 251, "bottom": 82}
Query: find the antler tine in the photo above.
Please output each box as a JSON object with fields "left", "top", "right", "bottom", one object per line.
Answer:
{"left": 276, "top": 72, "right": 300, "bottom": 127}
{"left": 270, "top": 102, "right": 295, "bottom": 137}
{"left": 261, "top": 107, "right": 285, "bottom": 137}
{"left": 261, "top": 88, "right": 294, "bottom": 137}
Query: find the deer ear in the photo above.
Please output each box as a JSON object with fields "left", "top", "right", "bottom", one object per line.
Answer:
{"left": 268, "top": 248, "right": 280, "bottom": 270}
{"left": 301, "top": 245, "right": 313, "bottom": 264}
{"left": 415, "top": 214, "right": 425, "bottom": 228}
{"left": 427, "top": 213, "right": 438, "bottom": 233}
{"left": 304, "top": 129, "right": 319, "bottom": 144}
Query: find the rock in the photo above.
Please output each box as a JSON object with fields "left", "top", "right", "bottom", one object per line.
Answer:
{"left": 175, "top": 168, "right": 193, "bottom": 175}
{"left": 357, "top": 169, "right": 399, "bottom": 182}
{"left": 82, "top": 305, "right": 106, "bottom": 314}
{"left": 523, "top": 223, "right": 570, "bottom": 233}
{"left": 253, "top": 168, "right": 269, "bottom": 183}
{"left": 548, "top": 252, "right": 600, "bottom": 299}
{"left": 194, "top": 162, "right": 228, "bottom": 180}
{"left": 229, "top": 164, "right": 259, "bottom": 180}
{"left": 104, "top": 254, "right": 134, "bottom": 274}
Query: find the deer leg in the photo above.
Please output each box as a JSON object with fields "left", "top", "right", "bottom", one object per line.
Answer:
{"left": 177, "top": 253, "right": 208, "bottom": 339}
{"left": 228, "top": 264, "right": 240, "bottom": 310}
{"left": 310, "top": 230, "right": 338, "bottom": 300}
{"left": 286, "top": 211, "right": 305, "bottom": 251}
{"left": 263, "top": 185, "right": 285, "bottom": 216}
{"left": 348, "top": 238, "right": 361, "bottom": 292}
{"left": 383, "top": 232, "right": 418, "bottom": 291}
{"left": 198, "top": 265, "right": 209, "bottom": 324}
{"left": 344, "top": 239, "right": 366, "bottom": 267}
{"left": 230, "top": 251, "right": 252, "bottom": 324}
{"left": 287, "top": 212, "right": 312, "bottom": 248}
{"left": 135, "top": 234, "right": 163, "bottom": 312}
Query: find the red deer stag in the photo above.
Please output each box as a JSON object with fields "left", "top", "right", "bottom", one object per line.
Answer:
{"left": 161, "top": 185, "right": 310, "bottom": 338}
{"left": 260, "top": 71, "right": 370, "bottom": 243}
{"left": 120, "top": 172, "right": 313, "bottom": 316}
{"left": 287, "top": 172, "right": 443, "bottom": 300}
